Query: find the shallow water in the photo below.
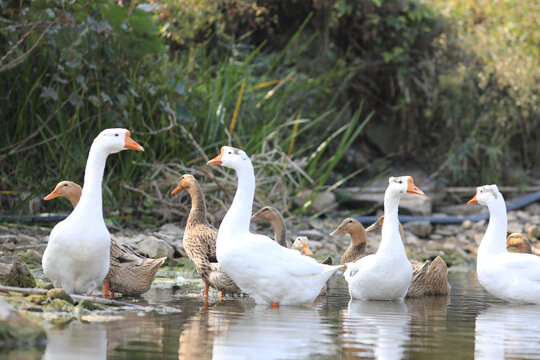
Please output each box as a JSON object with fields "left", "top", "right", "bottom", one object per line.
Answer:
{"left": 10, "top": 269, "right": 540, "bottom": 359}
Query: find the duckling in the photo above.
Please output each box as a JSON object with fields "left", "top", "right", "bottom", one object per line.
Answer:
{"left": 171, "top": 174, "right": 241, "bottom": 297}
{"left": 365, "top": 215, "right": 450, "bottom": 296}
{"left": 506, "top": 233, "right": 540, "bottom": 255}
{"left": 45, "top": 180, "right": 165, "bottom": 297}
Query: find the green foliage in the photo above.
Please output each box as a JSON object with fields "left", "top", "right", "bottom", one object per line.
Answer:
{"left": 0, "top": 1, "right": 369, "bottom": 220}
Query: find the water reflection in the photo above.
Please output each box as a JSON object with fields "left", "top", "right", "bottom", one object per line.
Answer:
{"left": 475, "top": 303, "right": 540, "bottom": 360}
{"left": 342, "top": 300, "right": 411, "bottom": 359}
{"left": 178, "top": 299, "right": 337, "bottom": 359}
{"left": 43, "top": 321, "right": 107, "bottom": 360}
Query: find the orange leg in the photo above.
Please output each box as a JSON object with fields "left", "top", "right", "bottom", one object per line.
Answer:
{"left": 271, "top": 302, "right": 279, "bottom": 308}
{"left": 204, "top": 282, "right": 210, "bottom": 297}
{"left": 103, "top": 282, "right": 110, "bottom": 299}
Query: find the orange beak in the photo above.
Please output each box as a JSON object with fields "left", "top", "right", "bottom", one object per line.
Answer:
{"left": 406, "top": 177, "right": 424, "bottom": 196}
{"left": 44, "top": 188, "right": 62, "bottom": 201}
{"left": 467, "top": 189, "right": 478, "bottom": 204}
{"left": 207, "top": 147, "right": 224, "bottom": 165}
{"left": 124, "top": 130, "right": 144, "bottom": 151}
{"left": 171, "top": 185, "right": 184, "bottom": 195}
{"left": 302, "top": 243, "right": 313, "bottom": 256}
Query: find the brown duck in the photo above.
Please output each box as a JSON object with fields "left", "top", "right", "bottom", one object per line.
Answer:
{"left": 171, "top": 174, "right": 241, "bottom": 296}
{"left": 44, "top": 181, "right": 165, "bottom": 297}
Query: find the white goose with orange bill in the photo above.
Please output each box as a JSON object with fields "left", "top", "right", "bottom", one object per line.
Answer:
{"left": 42, "top": 129, "right": 144, "bottom": 296}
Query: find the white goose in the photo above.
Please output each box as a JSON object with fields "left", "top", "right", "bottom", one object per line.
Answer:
{"left": 343, "top": 176, "right": 424, "bottom": 300}
{"left": 207, "top": 146, "right": 343, "bottom": 306}
{"left": 467, "top": 185, "right": 540, "bottom": 304}
{"left": 42, "top": 128, "right": 144, "bottom": 295}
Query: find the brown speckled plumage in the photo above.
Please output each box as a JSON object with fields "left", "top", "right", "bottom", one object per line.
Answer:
{"left": 173, "top": 175, "right": 241, "bottom": 295}
{"left": 105, "top": 241, "right": 166, "bottom": 296}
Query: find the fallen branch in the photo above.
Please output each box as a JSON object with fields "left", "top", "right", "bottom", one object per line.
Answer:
{"left": 0, "top": 285, "right": 145, "bottom": 309}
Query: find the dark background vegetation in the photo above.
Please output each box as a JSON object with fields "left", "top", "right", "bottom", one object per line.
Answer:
{"left": 0, "top": 0, "right": 538, "bottom": 223}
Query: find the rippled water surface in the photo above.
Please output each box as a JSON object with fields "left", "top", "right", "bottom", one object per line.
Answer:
{"left": 14, "top": 270, "right": 540, "bottom": 359}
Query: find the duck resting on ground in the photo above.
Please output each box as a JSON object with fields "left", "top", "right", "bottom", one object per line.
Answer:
{"left": 364, "top": 215, "right": 450, "bottom": 296}
{"left": 343, "top": 176, "right": 424, "bottom": 301}
{"left": 42, "top": 129, "right": 144, "bottom": 296}
{"left": 468, "top": 185, "right": 540, "bottom": 304}
{"left": 45, "top": 181, "right": 165, "bottom": 297}
{"left": 171, "top": 174, "right": 241, "bottom": 297}
{"left": 207, "top": 146, "right": 343, "bottom": 306}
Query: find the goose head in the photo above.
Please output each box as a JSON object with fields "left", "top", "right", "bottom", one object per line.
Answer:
{"left": 330, "top": 218, "right": 364, "bottom": 237}
{"left": 44, "top": 181, "right": 82, "bottom": 207}
{"left": 171, "top": 174, "right": 197, "bottom": 195}
{"left": 506, "top": 233, "right": 533, "bottom": 254}
{"left": 207, "top": 146, "right": 250, "bottom": 169}
{"left": 291, "top": 236, "right": 313, "bottom": 255}
{"left": 93, "top": 128, "right": 144, "bottom": 154}
{"left": 467, "top": 184, "right": 500, "bottom": 206}
{"left": 250, "top": 206, "right": 280, "bottom": 223}
{"left": 386, "top": 176, "right": 424, "bottom": 198}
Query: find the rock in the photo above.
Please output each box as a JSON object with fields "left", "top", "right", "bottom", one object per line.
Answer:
{"left": 44, "top": 298, "right": 75, "bottom": 312}
{"left": 20, "top": 249, "right": 42, "bottom": 265}
{"left": 527, "top": 225, "right": 540, "bottom": 240}
{"left": 25, "top": 294, "right": 47, "bottom": 305}
{"left": 0, "top": 299, "right": 47, "bottom": 347}
{"left": 159, "top": 223, "right": 184, "bottom": 236}
{"left": 507, "top": 222, "right": 523, "bottom": 234}
{"left": 46, "top": 288, "right": 74, "bottom": 304}
{"left": 138, "top": 236, "right": 174, "bottom": 259}
{"left": 76, "top": 299, "right": 104, "bottom": 311}
{"left": 404, "top": 221, "right": 432, "bottom": 238}
{"left": 437, "top": 203, "right": 484, "bottom": 216}
{"left": 461, "top": 220, "right": 473, "bottom": 229}
{"left": 297, "top": 229, "right": 325, "bottom": 241}
{"left": 399, "top": 195, "right": 432, "bottom": 216}
{"left": 0, "top": 256, "right": 36, "bottom": 288}
{"left": 112, "top": 233, "right": 146, "bottom": 245}
{"left": 294, "top": 190, "right": 337, "bottom": 214}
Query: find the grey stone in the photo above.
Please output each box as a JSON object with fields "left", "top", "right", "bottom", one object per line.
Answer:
{"left": 159, "top": 223, "right": 184, "bottom": 236}
{"left": 138, "top": 236, "right": 174, "bottom": 259}
{"left": 399, "top": 195, "right": 432, "bottom": 216}
{"left": 507, "top": 222, "right": 523, "bottom": 234}
{"left": 0, "top": 299, "right": 47, "bottom": 346}
{"left": 404, "top": 221, "right": 432, "bottom": 238}
{"left": 527, "top": 225, "right": 540, "bottom": 240}
{"left": 294, "top": 190, "right": 336, "bottom": 214}
{"left": 0, "top": 256, "right": 36, "bottom": 288}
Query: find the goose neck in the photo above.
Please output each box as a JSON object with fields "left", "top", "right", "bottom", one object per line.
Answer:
{"left": 479, "top": 197, "right": 508, "bottom": 256}
{"left": 220, "top": 162, "right": 255, "bottom": 235}
{"left": 379, "top": 194, "right": 405, "bottom": 255}
{"left": 75, "top": 143, "right": 108, "bottom": 216}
